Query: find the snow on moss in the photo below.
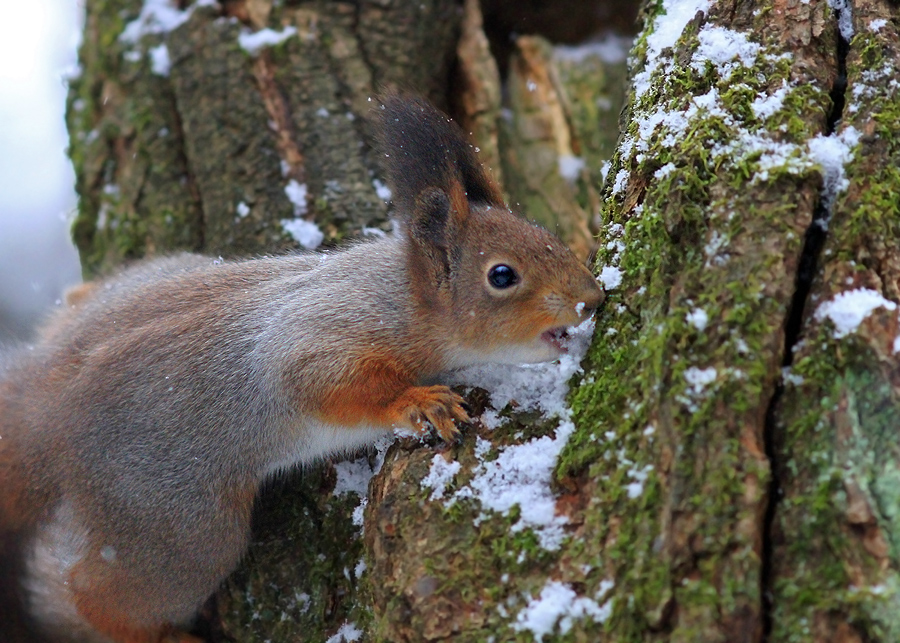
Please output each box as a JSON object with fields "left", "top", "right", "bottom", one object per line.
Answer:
{"left": 421, "top": 455, "right": 461, "bottom": 501}
{"left": 633, "top": 0, "right": 712, "bottom": 98}
{"left": 513, "top": 580, "right": 613, "bottom": 638}
{"left": 814, "top": 288, "right": 897, "bottom": 338}
{"left": 443, "top": 320, "right": 599, "bottom": 550}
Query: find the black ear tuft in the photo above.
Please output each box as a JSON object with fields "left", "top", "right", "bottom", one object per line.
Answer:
{"left": 376, "top": 92, "right": 504, "bottom": 221}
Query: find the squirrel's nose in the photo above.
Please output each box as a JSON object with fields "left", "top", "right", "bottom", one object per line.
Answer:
{"left": 578, "top": 281, "right": 606, "bottom": 319}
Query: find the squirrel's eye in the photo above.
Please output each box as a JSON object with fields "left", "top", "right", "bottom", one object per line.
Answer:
{"left": 487, "top": 264, "right": 518, "bottom": 289}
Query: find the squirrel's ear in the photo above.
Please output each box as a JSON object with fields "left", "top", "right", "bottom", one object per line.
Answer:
{"left": 409, "top": 181, "right": 469, "bottom": 273}
{"left": 376, "top": 92, "right": 504, "bottom": 221}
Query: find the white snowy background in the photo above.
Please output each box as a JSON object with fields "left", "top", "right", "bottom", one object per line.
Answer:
{"left": 0, "top": 0, "right": 82, "bottom": 343}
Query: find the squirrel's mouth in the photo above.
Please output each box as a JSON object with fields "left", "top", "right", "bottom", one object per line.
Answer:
{"left": 540, "top": 326, "right": 570, "bottom": 353}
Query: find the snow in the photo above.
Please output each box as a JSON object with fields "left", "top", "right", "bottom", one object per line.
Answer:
{"left": 372, "top": 178, "right": 392, "bottom": 201}
{"left": 333, "top": 458, "right": 376, "bottom": 496}
{"left": 633, "top": 0, "right": 711, "bottom": 98}
{"left": 446, "top": 319, "right": 598, "bottom": 550}
{"left": 692, "top": 25, "right": 761, "bottom": 77}
{"left": 332, "top": 436, "right": 393, "bottom": 529}
{"left": 120, "top": 0, "right": 194, "bottom": 44}
{"left": 149, "top": 43, "right": 170, "bottom": 76}
{"left": 282, "top": 179, "right": 320, "bottom": 247}
{"left": 869, "top": 19, "right": 887, "bottom": 32}
{"left": 654, "top": 162, "right": 676, "bottom": 179}
{"left": 282, "top": 219, "right": 324, "bottom": 250}
{"left": 814, "top": 288, "right": 897, "bottom": 338}
{"left": 325, "top": 622, "right": 363, "bottom": 643}
{"left": 421, "top": 455, "right": 461, "bottom": 500}
{"left": 751, "top": 80, "right": 789, "bottom": 120}
{"left": 236, "top": 201, "right": 250, "bottom": 218}
{"left": 625, "top": 465, "right": 654, "bottom": 498}
{"left": 686, "top": 308, "right": 709, "bottom": 331}
{"left": 514, "top": 581, "right": 613, "bottom": 638}
{"left": 807, "top": 127, "right": 862, "bottom": 209}
{"left": 284, "top": 180, "right": 308, "bottom": 215}
{"left": 610, "top": 168, "right": 629, "bottom": 195}
{"left": 684, "top": 366, "right": 717, "bottom": 395}
{"left": 558, "top": 155, "right": 585, "bottom": 182}
{"left": 597, "top": 266, "right": 623, "bottom": 290}
{"left": 827, "top": 0, "right": 854, "bottom": 40}
{"left": 238, "top": 26, "right": 297, "bottom": 55}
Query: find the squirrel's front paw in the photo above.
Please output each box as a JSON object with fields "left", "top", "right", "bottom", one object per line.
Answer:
{"left": 391, "top": 385, "right": 470, "bottom": 441}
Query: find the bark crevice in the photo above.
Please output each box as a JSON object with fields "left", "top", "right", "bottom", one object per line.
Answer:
{"left": 760, "top": 11, "right": 850, "bottom": 640}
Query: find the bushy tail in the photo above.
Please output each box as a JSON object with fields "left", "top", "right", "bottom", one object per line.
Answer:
{"left": 0, "top": 385, "right": 45, "bottom": 642}
{"left": 0, "top": 529, "right": 42, "bottom": 642}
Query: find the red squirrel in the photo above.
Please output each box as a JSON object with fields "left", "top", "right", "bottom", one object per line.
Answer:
{"left": 0, "top": 94, "right": 604, "bottom": 642}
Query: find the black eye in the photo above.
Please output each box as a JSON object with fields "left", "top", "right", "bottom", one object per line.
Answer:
{"left": 487, "top": 264, "right": 518, "bottom": 289}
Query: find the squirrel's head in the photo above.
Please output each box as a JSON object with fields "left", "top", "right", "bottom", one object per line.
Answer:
{"left": 378, "top": 92, "right": 604, "bottom": 365}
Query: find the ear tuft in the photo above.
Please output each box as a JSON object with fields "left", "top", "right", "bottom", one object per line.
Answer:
{"left": 375, "top": 92, "right": 504, "bottom": 222}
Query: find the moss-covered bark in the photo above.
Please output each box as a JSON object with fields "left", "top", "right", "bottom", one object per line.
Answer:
{"left": 67, "top": 0, "right": 461, "bottom": 276}
{"left": 65, "top": 0, "right": 900, "bottom": 640}
{"left": 771, "top": 0, "right": 900, "bottom": 638}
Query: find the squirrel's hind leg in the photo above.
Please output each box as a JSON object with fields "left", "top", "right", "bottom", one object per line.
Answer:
{"left": 24, "top": 501, "right": 209, "bottom": 643}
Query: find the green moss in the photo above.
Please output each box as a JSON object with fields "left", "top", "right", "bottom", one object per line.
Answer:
{"left": 552, "top": 0, "right": 846, "bottom": 637}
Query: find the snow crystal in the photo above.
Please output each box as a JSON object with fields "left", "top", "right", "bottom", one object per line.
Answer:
{"left": 686, "top": 308, "right": 708, "bottom": 331}
{"left": 372, "top": 178, "right": 392, "bottom": 201}
{"left": 332, "top": 457, "right": 375, "bottom": 496}
{"left": 120, "top": 0, "right": 194, "bottom": 44}
{"left": 282, "top": 219, "right": 324, "bottom": 250}
{"left": 284, "top": 180, "right": 308, "bottom": 215}
{"left": 558, "top": 155, "right": 585, "bottom": 182}
{"left": 692, "top": 26, "right": 761, "bottom": 78}
{"left": 654, "top": 163, "right": 676, "bottom": 179}
{"left": 684, "top": 366, "right": 717, "bottom": 395}
{"left": 814, "top": 288, "right": 896, "bottom": 338}
{"left": 807, "top": 127, "right": 861, "bottom": 209}
{"left": 633, "top": 0, "right": 712, "bottom": 98}
{"left": 751, "top": 80, "right": 789, "bottom": 120}
{"left": 422, "top": 455, "right": 461, "bottom": 500}
{"left": 827, "top": 0, "right": 854, "bottom": 40}
{"left": 325, "top": 622, "right": 363, "bottom": 643}
{"left": 236, "top": 201, "right": 250, "bottom": 218}
{"left": 238, "top": 26, "right": 298, "bottom": 56}
{"left": 625, "top": 465, "right": 654, "bottom": 499}
{"left": 149, "top": 43, "right": 170, "bottom": 76}
{"left": 610, "top": 168, "right": 629, "bottom": 195}
{"left": 597, "top": 266, "right": 623, "bottom": 290}
{"left": 514, "top": 581, "right": 612, "bottom": 637}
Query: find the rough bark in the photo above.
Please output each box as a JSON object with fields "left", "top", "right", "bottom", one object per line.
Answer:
{"left": 67, "top": 0, "right": 461, "bottom": 276}
{"left": 63, "top": 0, "right": 900, "bottom": 641}
{"left": 580, "top": 0, "right": 900, "bottom": 639}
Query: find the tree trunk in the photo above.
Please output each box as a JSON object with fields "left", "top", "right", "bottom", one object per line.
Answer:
{"left": 65, "top": 0, "right": 900, "bottom": 640}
